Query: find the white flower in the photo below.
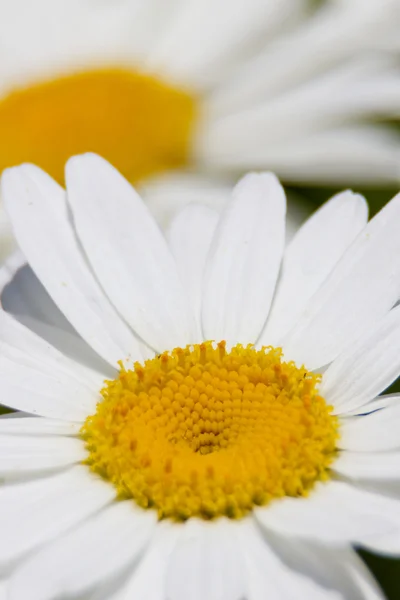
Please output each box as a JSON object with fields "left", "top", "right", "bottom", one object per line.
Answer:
{"left": 0, "top": 0, "right": 400, "bottom": 262}
{"left": 0, "top": 153, "right": 399, "bottom": 599}
{"left": 1, "top": 0, "right": 399, "bottom": 184}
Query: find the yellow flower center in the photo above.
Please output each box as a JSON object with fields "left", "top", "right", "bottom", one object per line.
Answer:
{"left": 0, "top": 68, "right": 195, "bottom": 184}
{"left": 82, "top": 342, "right": 339, "bottom": 521}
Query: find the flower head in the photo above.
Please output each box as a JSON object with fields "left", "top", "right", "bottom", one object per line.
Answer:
{"left": 0, "top": 0, "right": 399, "bottom": 188}
{"left": 0, "top": 154, "right": 399, "bottom": 598}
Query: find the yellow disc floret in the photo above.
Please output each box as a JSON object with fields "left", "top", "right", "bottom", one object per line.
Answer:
{"left": 82, "top": 342, "right": 339, "bottom": 521}
{"left": 0, "top": 68, "right": 195, "bottom": 184}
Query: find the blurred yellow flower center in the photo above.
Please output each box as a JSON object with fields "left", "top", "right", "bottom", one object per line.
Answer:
{"left": 0, "top": 68, "right": 195, "bottom": 184}
{"left": 82, "top": 342, "right": 338, "bottom": 521}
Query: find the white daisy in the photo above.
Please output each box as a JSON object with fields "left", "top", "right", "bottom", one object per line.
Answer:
{"left": 0, "top": 0, "right": 400, "bottom": 263}
{"left": 0, "top": 153, "right": 399, "bottom": 599}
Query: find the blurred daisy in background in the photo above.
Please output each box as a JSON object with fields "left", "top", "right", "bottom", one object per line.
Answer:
{"left": 0, "top": 0, "right": 400, "bottom": 268}
{"left": 1, "top": 155, "right": 400, "bottom": 599}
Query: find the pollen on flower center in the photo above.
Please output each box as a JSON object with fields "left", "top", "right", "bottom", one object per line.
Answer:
{"left": 0, "top": 68, "right": 195, "bottom": 184}
{"left": 82, "top": 342, "right": 339, "bottom": 521}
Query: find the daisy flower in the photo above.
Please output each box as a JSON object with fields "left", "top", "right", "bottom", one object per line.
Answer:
{"left": 0, "top": 153, "right": 399, "bottom": 599}
{"left": 0, "top": 0, "right": 400, "bottom": 263}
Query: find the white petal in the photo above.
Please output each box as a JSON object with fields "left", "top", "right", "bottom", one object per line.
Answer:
{"left": 359, "top": 529, "right": 400, "bottom": 557}
{"left": 10, "top": 501, "right": 156, "bottom": 600}
{"left": 266, "top": 531, "right": 384, "bottom": 600}
{"left": 260, "top": 190, "right": 368, "bottom": 345}
{"left": 0, "top": 465, "right": 114, "bottom": 567}
{"left": 1, "top": 164, "right": 143, "bottom": 368}
{"left": 0, "top": 434, "right": 86, "bottom": 475}
{"left": 333, "top": 450, "right": 400, "bottom": 480}
{"left": 0, "top": 581, "right": 7, "bottom": 600}
{"left": 66, "top": 153, "right": 195, "bottom": 352}
{"left": 339, "top": 406, "right": 400, "bottom": 452}
{"left": 1, "top": 264, "right": 115, "bottom": 376}
{"left": 202, "top": 172, "right": 286, "bottom": 345}
{"left": 209, "top": 52, "right": 400, "bottom": 128}
{"left": 344, "top": 393, "right": 400, "bottom": 417}
{"left": 321, "top": 305, "right": 400, "bottom": 415}
{"left": 196, "top": 123, "right": 400, "bottom": 186}
{"left": 205, "top": 3, "right": 397, "bottom": 115}
{"left": 255, "top": 480, "right": 400, "bottom": 545}
{"left": 0, "top": 331, "right": 97, "bottom": 421}
{"left": 344, "top": 551, "right": 385, "bottom": 600}
{"left": 241, "top": 520, "right": 341, "bottom": 600}
{"left": 146, "top": 0, "right": 301, "bottom": 89}
{"left": 0, "top": 249, "right": 26, "bottom": 295}
{"left": 283, "top": 192, "right": 400, "bottom": 369}
{"left": 0, "top": 416, "right": 80, "bottom": 436}
{"left": 166, "top": 518, "right": 246, "bottom": 600}
{"left": 139, "top": 170, "right": 230, "bottom": 230}
{"left": 0, "top": 305, "right": 102, "bottom": 390}
{"left": 109, "top": 522, "right": 181, "bottom": 600}
{"left": 167, "top": 205, "right": 218, "bottom": 340}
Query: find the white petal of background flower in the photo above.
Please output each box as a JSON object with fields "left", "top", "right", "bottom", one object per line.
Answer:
{"left": 1, "top": 164, "right": 144, "bottom": 368}
{"left": 66, "top": 153, "right": 196, "bottom": 353}
{"left": 0, "top": 466, "right": 114, "bottom": 569}
{"left": 208, "top": 56, "right": 400, "bottom": 127}
{"left": 202, "top": 172, "right": 286, "bottom": 345}
{"left": 260, "top": 189, "right": 368, "bottom": 345}
{"left": 198, "top": 78, "right": 400, "bottom": 175}
{"left": 204, "top": 1, "right": 399, "bottom": 114}
{"left": 166, "top": 519, "right": 246, "bottom": 600}
{"left": 0, "top": 0, "right": 174, "bottom": 92}
{"left": 197, "top": 125, "right": 400, "bottom": 185}
{"left": 283, "top": 193, "right": 400, "bottom": 369}
{"left": 9, "top": 501, "right": 156, "bottom": 600}
{"left": 167, "top": 204, "right": 218, "bottom": 341}
{"left": 145, "top": 0, "right": 305, "bottom": 90}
